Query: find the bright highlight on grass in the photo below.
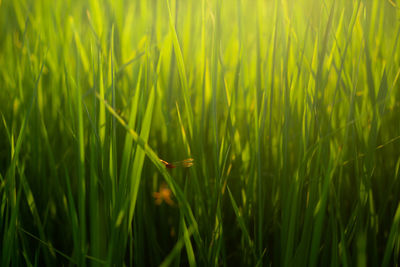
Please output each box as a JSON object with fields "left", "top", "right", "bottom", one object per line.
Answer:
{"left": 1, "top": 0, "right": 400, "bottom": 266}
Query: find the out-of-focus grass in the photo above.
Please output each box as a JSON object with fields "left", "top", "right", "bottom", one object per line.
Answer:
{"left": 1, "top": 0, "right": 400, "bottom": 266}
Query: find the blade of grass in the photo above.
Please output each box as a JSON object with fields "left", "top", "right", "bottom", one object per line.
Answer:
{"left": 160, "top": 226, "right": 195, "bottom": 267}
{"left": 166, "top": 0, "right": 194, "bottom": 139}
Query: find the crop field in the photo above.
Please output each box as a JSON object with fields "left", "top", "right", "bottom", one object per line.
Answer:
{"left": 1, "top": 0, "right": 400, "bottom": 266}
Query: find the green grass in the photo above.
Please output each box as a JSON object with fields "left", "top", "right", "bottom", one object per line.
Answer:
{"left": 1, "top": 0, "right": 400, "bottom": 266}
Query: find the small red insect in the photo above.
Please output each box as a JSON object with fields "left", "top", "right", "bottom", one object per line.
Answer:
{"left": 159, "top": 158, "right": 194, "bottom": 169}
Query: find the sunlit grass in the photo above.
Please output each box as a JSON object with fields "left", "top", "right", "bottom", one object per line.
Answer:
{"left": 1, "top": 0, "right": 400, "bottom": 266}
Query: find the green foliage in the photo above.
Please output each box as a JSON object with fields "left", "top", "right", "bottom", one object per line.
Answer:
{"left": 0, "top": 0, "right": 400, "bottom": 266}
